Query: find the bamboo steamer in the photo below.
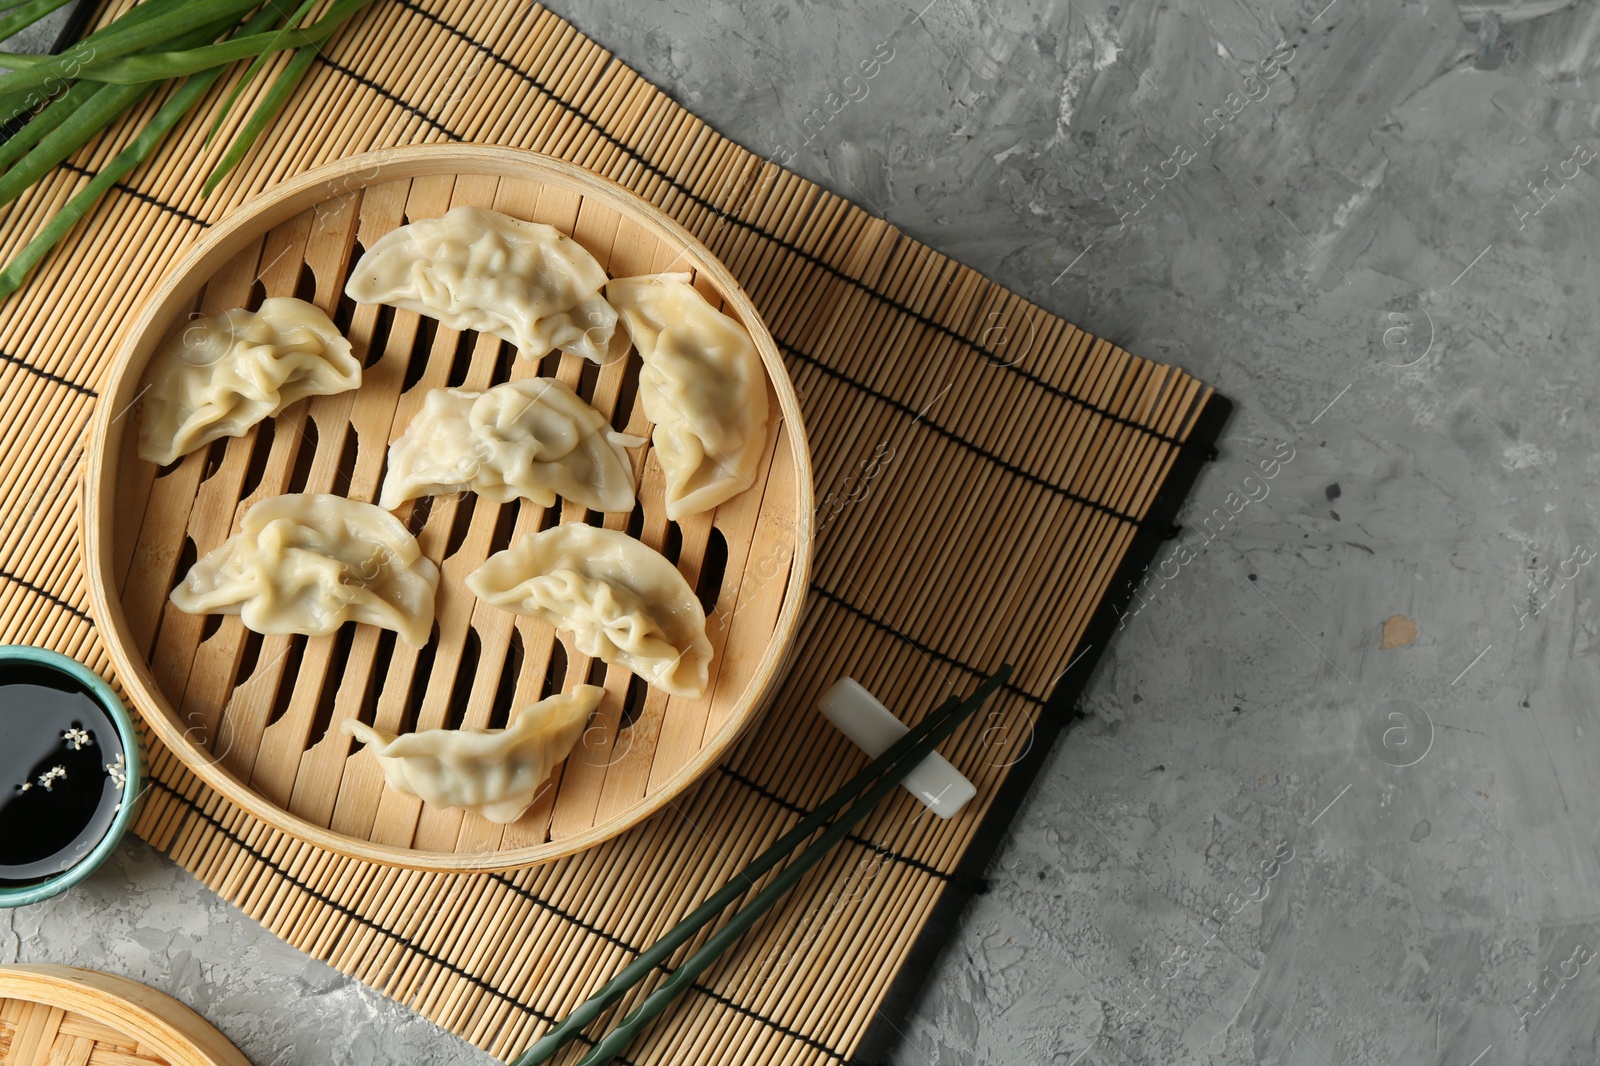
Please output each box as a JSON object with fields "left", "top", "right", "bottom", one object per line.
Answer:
{"left": 83, "top": 145, "right": 814, "bottom": 871}
{"left": 0, "top": 965, "right": 250, "bottom": 1066}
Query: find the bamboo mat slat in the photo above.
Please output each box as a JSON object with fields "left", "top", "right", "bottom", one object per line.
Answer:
{"left": 0, "top": 2, "right": 1229, "bottom": 1062}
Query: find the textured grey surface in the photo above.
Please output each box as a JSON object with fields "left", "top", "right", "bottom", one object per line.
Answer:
{"left": 0, "top": 3, "right": 77, "bottom": 61}
{"left": 10, "top": 0, "right": 1600, "bottom": 1063}
{"left": 3, "top": 839, "right": 480, "bottom": 1064}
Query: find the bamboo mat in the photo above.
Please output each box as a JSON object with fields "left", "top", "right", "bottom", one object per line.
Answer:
{"left": 0, "top": 2, "right": 1229, "bottom": 1062}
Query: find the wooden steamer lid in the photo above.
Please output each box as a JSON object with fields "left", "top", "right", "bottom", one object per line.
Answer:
{"left": 0, "top": 965, "right": 250, "bottom": 1066}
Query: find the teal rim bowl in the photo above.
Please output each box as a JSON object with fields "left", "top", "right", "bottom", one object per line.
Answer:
{"left": 0, "top": 645, "right": 142, "bottom": 908}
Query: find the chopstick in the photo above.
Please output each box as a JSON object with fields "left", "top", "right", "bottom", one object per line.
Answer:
{"left": 512, "top": 664, "right": 1013, "bottom": 1066}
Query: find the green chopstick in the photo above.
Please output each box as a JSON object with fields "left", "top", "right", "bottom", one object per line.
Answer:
{"left": 512, "top": 664, "right": 1013, "bottom": 1066}
{"left": 572, "top": 667, "right": 1013, "bottom": 1066}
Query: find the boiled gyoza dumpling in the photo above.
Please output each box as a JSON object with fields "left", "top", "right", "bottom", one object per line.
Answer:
{"left": 342, "top": 686, "right": 602, "bottom": 823}
{"left": 467, "top": 524, "right": 713, "bottom": 697}
{"left": 378, "top": 378, "right": 643, "bottom": 512}
{"left": 138, "top": 297, "right": 359, "bottom": 466}
{"left": 345, "top": 205, "right": 617, "bottom": 363}
{"left": 605, "top": 273, "right": 769, "bottom": 520}
{"left": 169, "top": 493, "right": 439, "bottom": 647}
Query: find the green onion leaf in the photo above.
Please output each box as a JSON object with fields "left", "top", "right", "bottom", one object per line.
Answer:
{"left": 0, "top": 0, "right": 258, "bottom": 97}
{"left": 3, "top": 0, "right": 367, "bottom": 86}
{"left": 0, "top": 0, "right": 287, "bottom": 296}
{"left": 0, "top": 78, "right": 93, "bottom": 177}
{"left": 202, "top": 0, "right": 376, "bottom": 197}
{"left": 205, "top": 0, "right": 320, "bottom": 144}
{"left": 200, "top": 40, "right": 312, "bottom": 197}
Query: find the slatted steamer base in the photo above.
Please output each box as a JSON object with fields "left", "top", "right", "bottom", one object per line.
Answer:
{"left": 89, "top": 147, "right": 812, "bottom": 871}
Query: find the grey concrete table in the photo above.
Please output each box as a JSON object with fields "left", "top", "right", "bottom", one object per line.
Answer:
{"left": 0, "top": 2, "right": 77, "bottom": 62}
{"left": 7, "top": 1, "right": 1599, "bottom": 1063}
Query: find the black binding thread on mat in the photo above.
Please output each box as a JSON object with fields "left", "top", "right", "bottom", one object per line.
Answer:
{"left": 784, "top": 344, "right": 1146, "bottom": 525}
{"left": 490, "top": 872, "right": 643, "bottom": 955}
{"left": 0, "top": 348, "right": 97, "bottom": 396}
{"left": 846, "top": 392, "right": 1233, "bottom": 1065}
{"left": 316, "top": 54, "right": 464, "bottom": 144}
{"left": 716, "top": 764, "right": 989, "bottom": 893}
{"left": 143, "top": 780, "right": 582, "bottom": 1035}
{"left": 809, "top": 584, "right": 1047, "bottom": 708}
{"left": 56, "top": 161, "right": 210, "bottom": 228}
{"left": 146, "top": 779, "right": 849, "bottom": 1061}
{"left": 358, "top": 0, "right": 1193, "bottom": 452}
{"left": 0, "top": 568, "right": 92, "bottom": 621}
{"left": 690, "top": 981, "right": 849, "bottom": 1063}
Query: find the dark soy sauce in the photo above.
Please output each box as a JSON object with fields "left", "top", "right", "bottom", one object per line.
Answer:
{"left": 0, "top": 664, "right": 127, "bottom": 887}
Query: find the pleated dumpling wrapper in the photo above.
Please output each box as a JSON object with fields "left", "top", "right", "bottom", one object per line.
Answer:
{"left": 342, "top": 685, "right": 602, "bottom": 823}
{"left": 378, "top": 378, "right": 644, "bottom": 512}
{"left": 468, "top": 524, "right": 713, "bottom": 698}
{"left": 345, "top": 205, "right": 617, "bottom": 363}
{"left": 605, "top": 273, "right": 770, "bottom": 520}
{"left": 138, "top": 296, "right": 359, "bottom": 466}
{"left": 169, "top": 493, "right": 439, "bottom": 648}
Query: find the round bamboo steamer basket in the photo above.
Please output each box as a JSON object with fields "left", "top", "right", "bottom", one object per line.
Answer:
{"left": 83, "top": 145, "right": 813, "bottom": 871}
{"left": 0, "top": 965, "right": 250, "bottom": 1066}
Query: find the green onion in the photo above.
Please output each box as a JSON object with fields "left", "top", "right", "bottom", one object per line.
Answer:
{"left": 0, "top": 16, "right": 234, "bottom": 208}
{"left": 200, "top": 38, "right": 312, "bottom": 196}
{"left": 202, "top": 0, "right": 372, "bottom": 195}
{"left": 2, "top": 1, "right": 362, "bottom": 85}
{"left": 73, "top": 0, "right": 207, "bottom": 42}
{"left": 205, "top": 0, "right": 320, "bottom": 139}
{"left": 0, "top": 0, "right": 259, "bottom": 97}
{"left": 0, "top": 0, "right": 288, "bottom": 298}
{"left": 0, "top": 8, "right": 238, "bottom": 128}
{"left": 511, "top": 665, "right": 1013, "bottom": 1066}
{"left": 0, "top": 78, "right": 93, "bottom": 175}
{"left": 0, "top": 0, "right": 376, "bottom": 297}
{"left": 0, "top": 81, "right": 153, "bottom": 207}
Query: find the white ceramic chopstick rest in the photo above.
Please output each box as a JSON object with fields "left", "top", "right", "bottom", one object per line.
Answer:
{"left": 818, "top": 679, "right": 977, "bottom": 819}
